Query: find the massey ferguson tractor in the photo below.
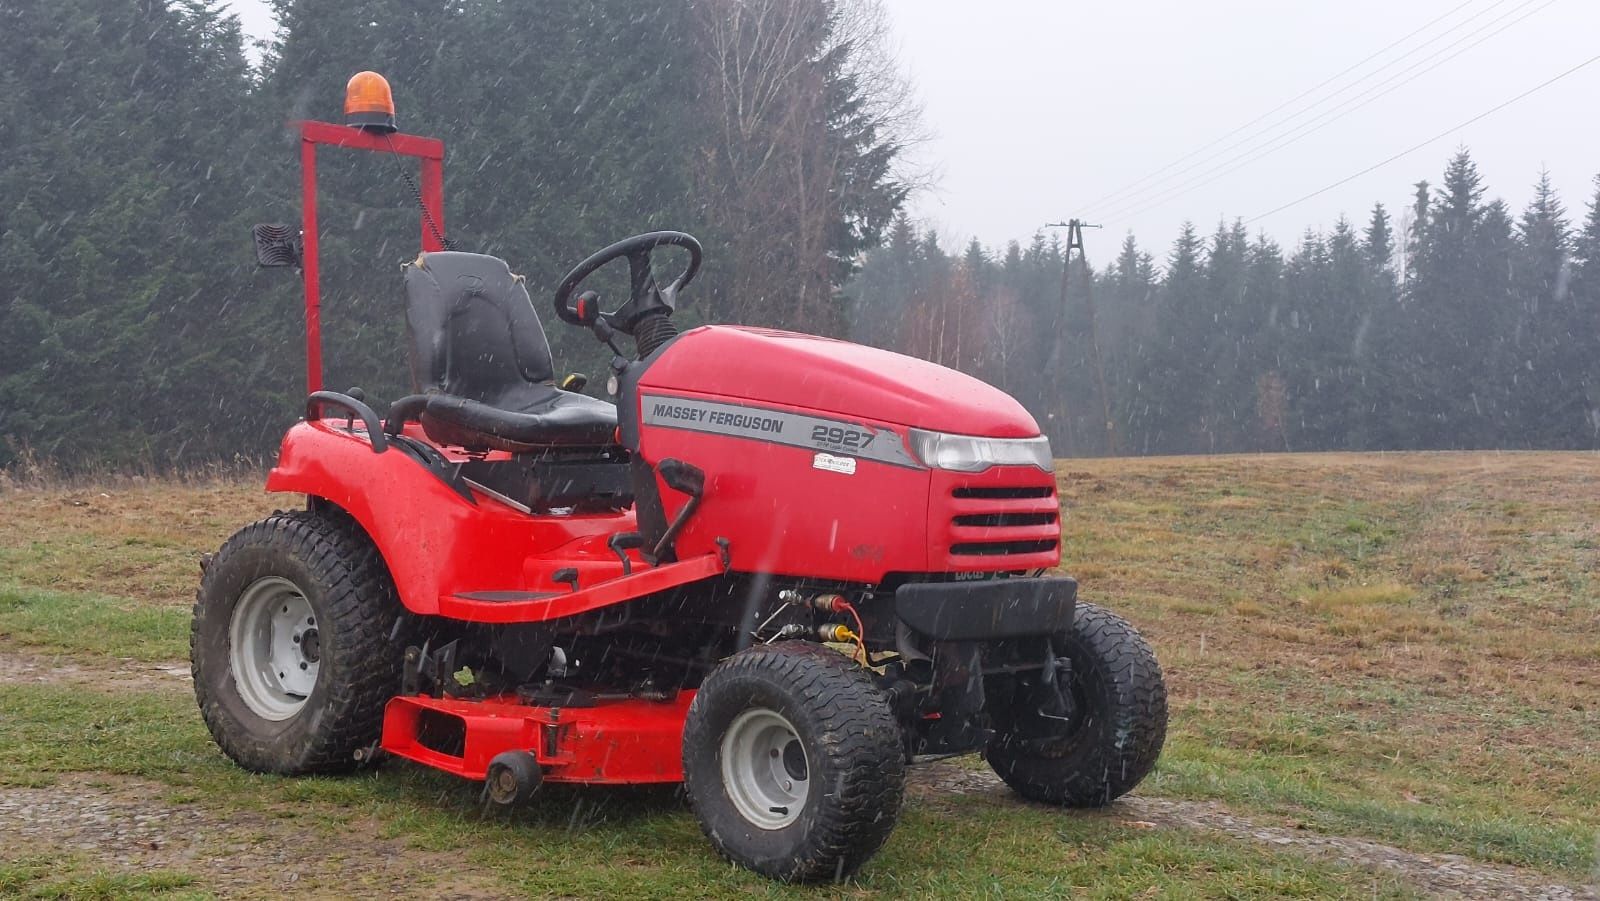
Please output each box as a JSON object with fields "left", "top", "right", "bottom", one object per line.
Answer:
{"left": 191, "top": 72, "right": 1168, "bottom": 882}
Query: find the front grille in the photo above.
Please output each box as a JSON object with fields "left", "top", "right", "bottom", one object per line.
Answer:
{"left": 950, "top": 539, "right": 1059, "bottom": 556}
{"left": 952, "top": 485, "right": 1054, "bottom": 500}
{"left": 953, "top": 511, "right": 1058, "bottom": 528}
{"left": 942, "top": 479, "right": 1060, "bottom": 561}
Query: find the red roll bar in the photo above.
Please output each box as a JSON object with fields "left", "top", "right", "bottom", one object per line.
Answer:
{"left": 295, "top": 120, "right": 445, "bottom": 394}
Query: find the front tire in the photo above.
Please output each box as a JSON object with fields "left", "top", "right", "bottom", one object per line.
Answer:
{"left": 191, "top": 509, "right": 404, "bottom": 775}
{"left": 682, "top": 642, "right": 905, "bottom": 883}
{"left": 985, "top": 602, "right": 1167, "bottom": 806}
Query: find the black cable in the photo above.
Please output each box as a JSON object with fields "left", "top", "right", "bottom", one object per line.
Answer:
{"left": 1245, "top": 51, "right": 1600, "bottom": 224}
{"left": 1080, "top": 0, "right": 1496, "bottom": 217}
{"left": 1099, "top": 0, "right": 1557, "bottom": 224}
{"left": 384, "top": 132, "right": 456, "bottom": 251}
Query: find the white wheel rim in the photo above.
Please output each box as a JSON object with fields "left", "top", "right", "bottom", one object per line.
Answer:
{"left": 228, "top": 576, "right": 320, "bottom": 721}
{"left": 720, "top": 708, "right": 809, "bottom": 830}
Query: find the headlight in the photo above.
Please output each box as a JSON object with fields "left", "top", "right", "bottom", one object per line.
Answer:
{"left": 908, "top": 429, "right": 1052, "bottom": 472}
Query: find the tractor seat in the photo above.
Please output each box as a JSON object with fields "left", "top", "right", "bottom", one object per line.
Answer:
{"left": 403, "top": 252, "right": 617, "bottom": 452}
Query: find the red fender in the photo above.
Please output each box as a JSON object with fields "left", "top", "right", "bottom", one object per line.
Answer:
{"left": 265, "top": 421, "right": 633, "bottom": 615}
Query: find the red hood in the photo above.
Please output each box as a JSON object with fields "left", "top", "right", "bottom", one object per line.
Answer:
{"left": 640, "top": 325, "right": 1041, "bottom": 438}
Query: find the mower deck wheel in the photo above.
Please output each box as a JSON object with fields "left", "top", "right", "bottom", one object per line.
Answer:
{"left": 484, "top": 750, "right": 543, "bottom": 807}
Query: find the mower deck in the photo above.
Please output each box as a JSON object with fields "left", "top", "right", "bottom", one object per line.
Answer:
{"left": 381, "top": 691, "right": 695, "bottom": 784}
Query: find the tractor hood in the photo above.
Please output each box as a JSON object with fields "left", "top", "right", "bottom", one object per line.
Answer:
{"left": 638, "top": 325, "right": 1041, "bottom": 438}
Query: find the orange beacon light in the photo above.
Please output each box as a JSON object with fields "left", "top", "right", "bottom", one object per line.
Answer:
{"left": 344, "top": 71, "right": 397, "bottom": 133}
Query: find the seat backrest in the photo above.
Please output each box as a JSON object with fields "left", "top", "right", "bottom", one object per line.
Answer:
{"left": 403, "top": 252, "right": 555, "bottom": 404}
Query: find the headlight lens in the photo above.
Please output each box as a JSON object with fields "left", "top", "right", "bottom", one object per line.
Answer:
{"left": 908, "top": 429, "right": 1052, "bottom": 472}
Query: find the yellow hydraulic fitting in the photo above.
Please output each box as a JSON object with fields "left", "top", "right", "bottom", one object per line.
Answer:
{"left": 817, "top": 623, "right": 858, "bottom": 643}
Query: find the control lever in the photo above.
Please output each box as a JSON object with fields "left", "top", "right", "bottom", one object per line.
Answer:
{"left": 652, "top": 458, "right": 706, "bottom": 562}
{"left": 577, "top": 291, "right": 627, "bottom": 358}
{"left": 552, "top": 567, "right": 580, "bottom": 592}
{"left": 608, "top": 533, "right": 643, "bottom": 575}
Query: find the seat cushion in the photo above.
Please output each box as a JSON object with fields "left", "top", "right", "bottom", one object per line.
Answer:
{"left": 420, "top": 383, "right": 618, "bottom": 452}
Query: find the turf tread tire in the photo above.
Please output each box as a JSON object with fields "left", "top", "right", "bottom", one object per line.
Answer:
{"left": 682, "top": 642, "right": 905, "bottom": 883}
{"left": 191, "top": 509, "right": 404, "bottom": 775}
{"left": 984, "top": 601, "right": 1167, "bottom": 807}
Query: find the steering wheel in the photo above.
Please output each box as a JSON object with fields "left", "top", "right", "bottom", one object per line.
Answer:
{"left": 552, "top": 231, "right": 702, "bottom": 335}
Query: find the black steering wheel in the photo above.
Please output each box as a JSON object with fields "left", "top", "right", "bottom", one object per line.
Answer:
{"left": 552, "top": 231, "right": 702, "bottom": 335}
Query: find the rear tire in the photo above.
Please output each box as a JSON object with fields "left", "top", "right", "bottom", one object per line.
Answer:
{"left": 191, "top": 509, "right": 404, "bottom": 775}
{"left": 984, "top": 602, "right": 1167, "bottom": 806}
{"left": 682, "top": 642, "right": 904, "bottom": 883}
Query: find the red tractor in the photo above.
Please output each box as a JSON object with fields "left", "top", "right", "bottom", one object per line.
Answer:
{"left": 192, "top": 73, "right": 1167, "bottom": 882}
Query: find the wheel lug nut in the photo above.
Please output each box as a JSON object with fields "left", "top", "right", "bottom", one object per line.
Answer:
{"left": 300, "top": 662, "right": 308, "bottom": 670}
{"left": 292, "top": 635, "right": 300, "bottom": 644}
{"left": 769, "top": 748, "right": 779, "bottom": 758}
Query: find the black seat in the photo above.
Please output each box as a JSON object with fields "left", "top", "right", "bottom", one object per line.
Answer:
{"left": 403, "top": 252, "right": 618, "bottom": 452}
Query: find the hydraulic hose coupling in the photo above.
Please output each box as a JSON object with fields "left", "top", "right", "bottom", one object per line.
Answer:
{"left": 768, "top": 622, "right": 859, "bottom": 643}
{"left": 816, "top": 623, "right": 858, "bottom": 644}
{"left": 778, "top": 590, "right": 851, "bottom": 614}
